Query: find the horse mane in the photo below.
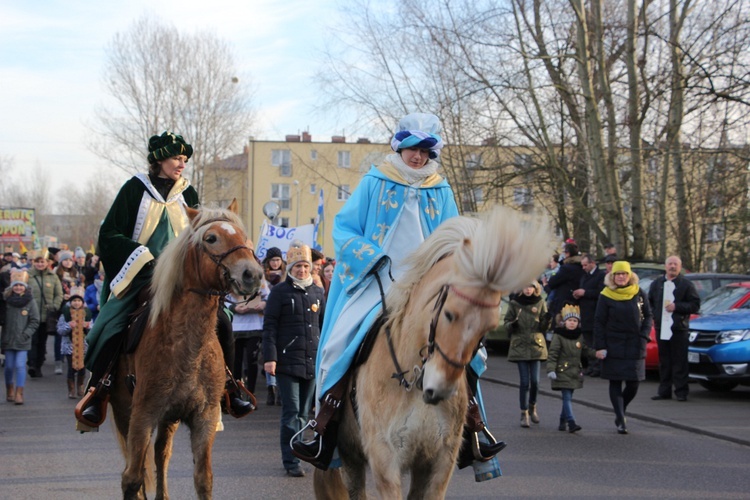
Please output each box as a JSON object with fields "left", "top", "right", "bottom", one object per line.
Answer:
{"left": 149, "top": 205, "right": 244, "bottom": 327}
{"left": 387, "top": 206, "right": 552, "bottom": 317}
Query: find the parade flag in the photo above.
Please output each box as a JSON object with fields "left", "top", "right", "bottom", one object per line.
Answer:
{"left": 313, "top": 189, "right": 324, "bottom": 251}
{"left": 18, "top": 239, "right": 28, "bottom": 254}
{"left": 89, "top": 241, "right": 96, "bottom": 255}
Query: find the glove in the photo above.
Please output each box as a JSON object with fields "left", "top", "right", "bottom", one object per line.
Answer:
{"left": 547, "top": 372, "right": 557, "bottom": 380}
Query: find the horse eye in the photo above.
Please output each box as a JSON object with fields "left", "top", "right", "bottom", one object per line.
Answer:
{"left": 205, "top": 234, "right": 218, "bottom": 244}
{"left": 444, "top": 311, "right": 455, "bottom": 322}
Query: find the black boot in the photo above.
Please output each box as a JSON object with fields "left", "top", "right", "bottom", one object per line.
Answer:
{"left": 457, "top": 427, "right": 507, "bottom": 469}
{"left": 568, "top": 420, "right": 582, "bottom": 433}
{"left": 80, "top": 395, "right": 104, "bottom": 425}
{"left": 292, "top": 420, "right": 339, "bottom": 471}
{"left": 558, "top": 417, "right": 567, "bottom": 431}
{"left": 267, "top": 386, "right": 276, "bottom": 406}
{"left": 222, "top": 378, "right": 255, "bottom": 418}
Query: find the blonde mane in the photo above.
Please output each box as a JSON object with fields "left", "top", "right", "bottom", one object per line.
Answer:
{"left": 149, "top": 206, "right": 245, "bottom": 326}
{"left": 387, "top": 206, "right": 553, "bottom": 319}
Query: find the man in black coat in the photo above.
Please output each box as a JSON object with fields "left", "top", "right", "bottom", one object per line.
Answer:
{"left": 572, "top": 253, "right": 605, "bottom": 375}
{"left": 648, "top": 256, "right": 700, "bottom": 401}
{"left": 544, "top": 243, "right": 584, "bottom": 323}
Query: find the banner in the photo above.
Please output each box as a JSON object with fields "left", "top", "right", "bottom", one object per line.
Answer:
{"left": 313, "top": 189, "right": 324, "bottom": 251}
{"left": 255, "top": 221, "right": 315, "bottom": 261}
{"left": 0, "top": 207, "right": 40, "bottom": 250}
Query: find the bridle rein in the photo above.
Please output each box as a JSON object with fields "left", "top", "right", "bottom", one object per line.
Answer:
{"left": 375, "top": 272, "right": 500, "bottom": 392}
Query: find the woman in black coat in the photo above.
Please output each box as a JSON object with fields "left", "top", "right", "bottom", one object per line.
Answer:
{"left": 262, "top": 240, "right": 326, "bottom": 477}
{"left": 594, "top": 261, "right": 653, "bottom": 435}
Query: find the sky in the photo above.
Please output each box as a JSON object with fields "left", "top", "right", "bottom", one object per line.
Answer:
{"left": 0, "top": 0, "right": 359, "bottom": 199}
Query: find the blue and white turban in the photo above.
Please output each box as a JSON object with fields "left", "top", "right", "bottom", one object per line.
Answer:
{"left": 390, "top": 113, "right": 444, "bottom": 159}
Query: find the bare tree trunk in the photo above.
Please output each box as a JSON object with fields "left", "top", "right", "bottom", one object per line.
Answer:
{"left": 569, "top": 0, "right": 624, "bottom": 248}
{"left": 668, "top": 0, "right": 693, "bottom": 268}
{"left": 626, "top": 0, "right": 646, "bottom": 259}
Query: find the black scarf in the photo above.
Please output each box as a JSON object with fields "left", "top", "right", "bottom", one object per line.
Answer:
{"left": 514, "top": 293, "right": 542, "bottom": 307}
{"left": 554, "top": 326, "right": 582, "bottom": 341}
{"left": 6, "top": 290, "right": 32, "bottom": 308}
{"left": 149, "top": 174, "right": 176, "bottom": 200}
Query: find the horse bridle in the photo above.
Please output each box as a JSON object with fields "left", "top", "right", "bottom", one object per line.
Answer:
{"left": 375, "top": 273, "right": 500, "bottom": 392}
{"left": 188, "top": 217, "right": 256, "bottom": 298}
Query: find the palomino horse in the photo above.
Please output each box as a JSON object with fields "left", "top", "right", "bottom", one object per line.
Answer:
{"left": 314, "top": 207, "right": 551, "bottom": 499}
{"left": 109, "top": 201, "right": 263, "bottom": 500}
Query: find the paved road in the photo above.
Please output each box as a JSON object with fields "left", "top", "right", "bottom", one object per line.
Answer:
{"left": 1, "top": 345, "right": 748, "bottom": 499}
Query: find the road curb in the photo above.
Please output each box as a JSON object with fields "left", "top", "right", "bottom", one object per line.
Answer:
{"left": 483, "top": 375, "right": 750, "bottom": 448}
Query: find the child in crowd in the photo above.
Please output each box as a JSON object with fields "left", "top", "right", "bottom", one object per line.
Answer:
{"left": 57, "top": 286, "right": 91, "bottom": 399}
{"left": 2, "top": 270, "right": 40, "bottom": 404}
{"left": 546, "top": 304, "right": 596, "bottom": 433}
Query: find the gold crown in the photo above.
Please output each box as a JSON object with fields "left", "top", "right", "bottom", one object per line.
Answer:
{"left": 561, "top": 304, "right": 580, "bottom": 321}
{"left": 10, "top": 269, "right": 29, "bottom": 286}
{"left": 286, "top": 243, "right": 312, "bottom": 266}
{"left": 31, "top": 248, "right": 50, "bottom": 261}
{"left": 69, "top": 286, "right": 85, "bottom": 299}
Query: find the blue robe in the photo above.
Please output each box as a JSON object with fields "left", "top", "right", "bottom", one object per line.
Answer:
{"left": 316, "top": 162, "right": 459, "bottom": 397}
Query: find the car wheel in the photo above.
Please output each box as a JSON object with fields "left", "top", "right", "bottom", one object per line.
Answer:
{"left": 698, "top": 380, "right": 739, "bottom": 392}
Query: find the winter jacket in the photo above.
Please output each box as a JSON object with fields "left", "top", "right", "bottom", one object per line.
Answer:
{"left": 1, "top": 289, "right": 39, "bottom": 351}
{"left": 27, "top": 266, "right": 63, "bottom": 323}
{"left": 578, "top": 268, "right": 605, "bottom": 331}
{"left": 546, "top": 327, "right": 596, "bottom": 390}
{"left": 648, "top": 274, "right": 700, "bottom": 333}
{"left": 594, "top": 274, "right": 653, "bottom": 381}
{"left": 57, "top": 303, "right": 91, "bottom": 356}
{"left": 505, "top": 295, "right": 549, "bottom": 362}
{"left": 546, "top": 255, "right": 584, "bottom": 317}
{"left": 262, "top": 276, "right": 326, "bottom": 380}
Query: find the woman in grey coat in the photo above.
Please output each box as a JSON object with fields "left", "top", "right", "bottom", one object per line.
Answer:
{"left": 2, "top": 270, "right": 40, "bottom": 404}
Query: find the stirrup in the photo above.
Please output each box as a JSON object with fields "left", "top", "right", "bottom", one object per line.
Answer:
{"left": 290, "top": 420, "right": 320, "bottom": 455}
{"left": 471, "top": 427, "right": 503, "bottom": 462}
{"left": 75, "top": 386, "right": 110, "bottom": 430}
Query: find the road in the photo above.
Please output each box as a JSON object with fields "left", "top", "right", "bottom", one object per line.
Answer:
{"left": 0, "top": 345, "right": 748, "bottom": 499}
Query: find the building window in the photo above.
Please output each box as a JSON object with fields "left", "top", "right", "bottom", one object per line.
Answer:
{"left": 513, "top": 187, "right": 532, "bottom": 206}
{"left": 472, "top": 187, "right": 484, "bottom": 203}
{"left": 310, "top": 183, "right": 317, "bottom": 194}
{"left": 271, "top": 183, "right": 291, "bottom": 210}
{"left": 514, "top": 153, "right": 531, "bottom": 170}
{"left": 337, "top": 184, "right": 351, "bottom": 201}
{"left": 311, "top": 150, "right": 318, "bottom": 161}
{"left": 466, "top": 153, "right": 482, "bottom": 169}
{"left": 338, "top": 151, "right": 351, "bottom": 169}
{"left": 272, "top": 149, "right": 292, "bottom": 176}
{"left": 278, "top": 217, "right": 290, "bottom": 228}
{"left": 706, "top": 223, "right": 725, "bottom": 243}
{"left": 217, "top": 177, "right": 230, "bottom": 190}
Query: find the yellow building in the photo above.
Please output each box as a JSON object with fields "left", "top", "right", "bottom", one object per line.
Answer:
{"left": 204, "top": 133, "right": 392, "bottom": 256}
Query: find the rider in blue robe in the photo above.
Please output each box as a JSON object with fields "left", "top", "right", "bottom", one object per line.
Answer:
{"left": 292, "top": 113, "right": 504, "bottom": 481}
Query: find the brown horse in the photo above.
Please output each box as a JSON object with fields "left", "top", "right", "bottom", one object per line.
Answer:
{"left": 314, "top": 207, "right": 551, "bottom": 499}
{"left": 109, "top": 201, "right": 263, "bottom": 500}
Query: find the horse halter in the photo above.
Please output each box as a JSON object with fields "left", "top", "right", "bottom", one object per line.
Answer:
{"left": 421, "top": 284, "right": 500, "bottom": 371}
{"left": 189, "top": 217, "right": 256, "bottom": 297}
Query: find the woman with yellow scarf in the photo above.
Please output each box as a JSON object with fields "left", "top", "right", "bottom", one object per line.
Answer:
{"left": 593, "top": 261, "right": 653, "bottom": 434}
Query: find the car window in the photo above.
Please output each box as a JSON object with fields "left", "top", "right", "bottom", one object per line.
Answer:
{"left": 689, "top": 279, "right": 713, "bottom": 300}
{"left": 700, "top": 286, "right": 750, "bottom": 315}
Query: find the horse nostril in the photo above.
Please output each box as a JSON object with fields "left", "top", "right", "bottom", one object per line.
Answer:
{"left": 422, "top": 389, "right": 442, "bottom": 405}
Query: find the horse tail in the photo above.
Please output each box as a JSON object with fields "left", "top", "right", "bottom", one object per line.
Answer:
{"left": 314, "top": 468, "right": 348, "bottom": 500}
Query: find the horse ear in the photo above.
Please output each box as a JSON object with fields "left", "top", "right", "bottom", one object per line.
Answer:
{"left": 185, "top": 206, "right": 200, "bottom": 222}
{"left": 227, "top": 198, "right": 239, "bottom": 214}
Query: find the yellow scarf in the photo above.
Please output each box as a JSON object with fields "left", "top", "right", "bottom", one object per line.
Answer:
{"left": 601, "top": 283, "right": 639, "bottom": 301}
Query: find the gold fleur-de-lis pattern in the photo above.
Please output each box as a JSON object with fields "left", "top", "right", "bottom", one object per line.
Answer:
{"left": 353, "top": 243, "right": 376, "bottom": 260}
{"left": 337, "top": 263, "right": 354, "bottom": 284}
{"left": 382, "top": 190, "right": 399, "bottom": 211}
{"left": 424, "top": 196, "right": 440, "bottom": 220}
{"left": 372, "top": 223, "right": 389, "bottom": 246}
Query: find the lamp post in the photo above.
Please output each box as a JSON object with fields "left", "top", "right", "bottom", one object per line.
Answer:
{"left": 293, "top": 180, "right": 300, "bottom": 226}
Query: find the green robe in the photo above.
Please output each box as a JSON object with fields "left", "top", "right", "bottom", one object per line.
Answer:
{"left": 85, "top": 174, "right": 199, "bottom": 370}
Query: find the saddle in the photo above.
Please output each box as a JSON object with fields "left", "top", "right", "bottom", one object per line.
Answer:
{"left": 125, "top": 289, "right": 152, "bottom": 355}
{"left": 351, "top": 314, "right": 387, "bottom": 369}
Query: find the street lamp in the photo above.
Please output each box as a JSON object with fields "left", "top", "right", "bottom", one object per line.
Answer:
{"left": 293, "top": 180, "right": 300, "bottom": 226}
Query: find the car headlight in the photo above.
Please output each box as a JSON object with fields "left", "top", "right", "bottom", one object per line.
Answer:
{"left": 716, "top": 329, "right": 750, "bottom": 344}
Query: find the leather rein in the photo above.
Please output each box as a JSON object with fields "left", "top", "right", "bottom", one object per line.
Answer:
{"left": 374, "top": 272, "right": 500, "bottom": 392}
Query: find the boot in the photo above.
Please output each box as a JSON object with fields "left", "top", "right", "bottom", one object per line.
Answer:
{"left": 568, "top": 419, "right": 582, "bottom": 433}
{"left": 529, "top": 403, "right": 540, "bottom": 424}
{"left": 222, "top": 377, "right": 255, "bottom": 418}
{"left": 67, "top": 379, "right": 76, "bottom": 399}
{"left": 457, "top": 426, "right": 507, "bottom": 469}
{"left": 14, "top": 387, "right": 24, "bottom": 405}
{"left": 6, "top": 384, "right": 14, "bottom": 402}
{"left": 55, "top": 360, "right": 63, "bottom": 375}
{"left": 558, "top": 417, "right": 567, "bottom": 431}
{"left": 292, "top": 421, "right": 339, "bottom": 471}
{"left": 520, "top": 410, "right": 530, "bottom": 428}
{"left": 76, "top": 372, "right": 86, "bottom": 397}
{"left": 266, "top": 386, "right": 276, "bottom": 406}
{"left": 76, "top": 374, "right": 111, "bottom": 427}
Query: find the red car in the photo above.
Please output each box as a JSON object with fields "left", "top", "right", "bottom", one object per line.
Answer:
{"left": 643, "top": 277, "right": 750, "bottom": 371}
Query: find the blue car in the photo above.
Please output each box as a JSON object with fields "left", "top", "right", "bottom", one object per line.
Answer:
{"left": 688, "top": 308, "right": 750, "bottom": 392}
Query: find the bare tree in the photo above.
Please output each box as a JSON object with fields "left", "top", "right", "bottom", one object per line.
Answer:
{"left": 90, "top": 16, "right": 256, "bottom": 199}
